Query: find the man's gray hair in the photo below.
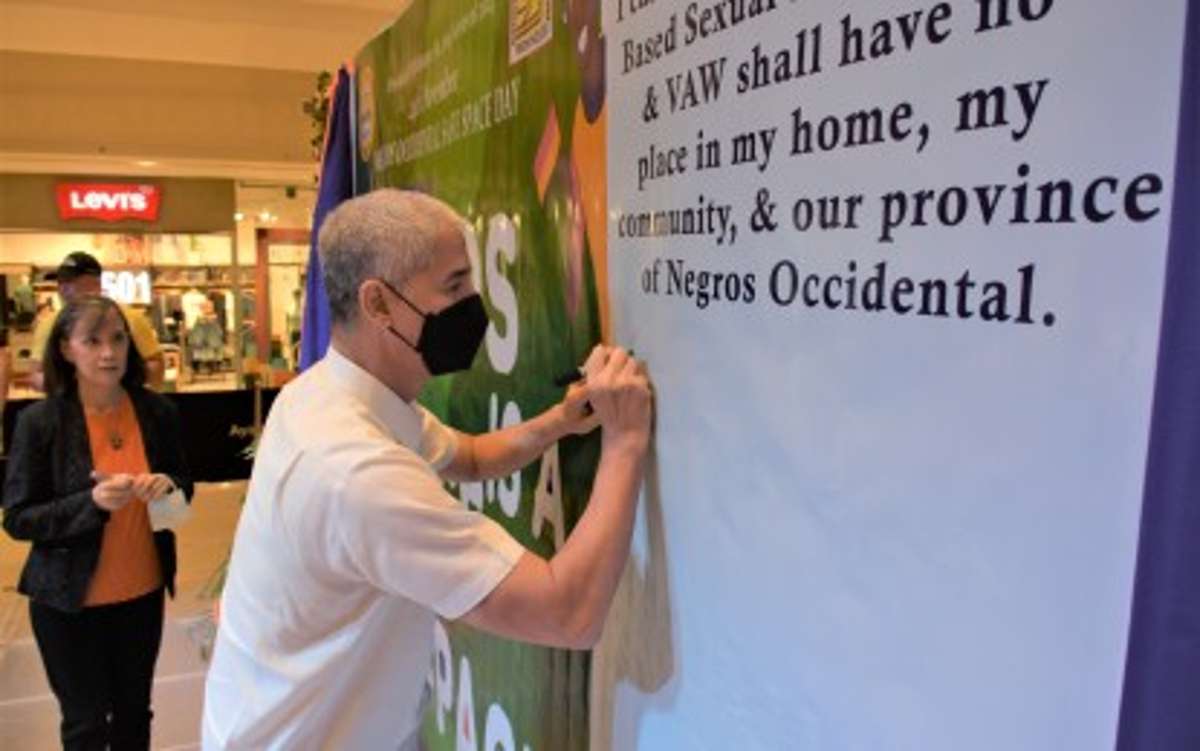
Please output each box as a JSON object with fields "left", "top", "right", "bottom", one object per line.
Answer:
{"left": 318, "top": 189, "right": 463, "bottom": 325}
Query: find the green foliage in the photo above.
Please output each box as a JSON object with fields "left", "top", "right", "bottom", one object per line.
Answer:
{"left": 301, "top": 70, "right": 334, "bottom": 161}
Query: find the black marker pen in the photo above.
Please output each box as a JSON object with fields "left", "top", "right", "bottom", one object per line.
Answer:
{"left": 552, "top": 350, "right": 635, "bottom": 387}
{"left": 553, "top": 367, "right": 586, "bottom": 387}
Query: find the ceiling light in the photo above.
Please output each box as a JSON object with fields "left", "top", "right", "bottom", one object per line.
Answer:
{"left": 234, "top": 212, "right": 245, "bottom": 222}
{"left": 134, "top": 160, "right": 158, "bottom": 167}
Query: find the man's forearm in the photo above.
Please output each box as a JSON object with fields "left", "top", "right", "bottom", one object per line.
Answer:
{"left": 455, "top": 436, "right": 648, "bottom": 649}
{"left": 453, "top": 404, "right": 569, "bottom": 481}
{"left": 545, "top": 439, "right": 646, "bottom": 645}
{"left": 452, "top": 344, "right": 654, "bottom": 649}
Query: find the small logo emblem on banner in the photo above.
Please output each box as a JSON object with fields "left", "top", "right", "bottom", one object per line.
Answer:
{"left": 509, "top": 0, "right": 552, "bottom": 64}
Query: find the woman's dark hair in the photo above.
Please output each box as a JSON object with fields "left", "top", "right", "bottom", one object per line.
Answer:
{"left": 42, "top": 295, "right": 147, "bottom": 397}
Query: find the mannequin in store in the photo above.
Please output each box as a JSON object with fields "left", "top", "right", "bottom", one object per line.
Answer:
{"left": 203, "top": 190, "right": 652, "bottom": 748}
{"left": 285, "top": 286, "right": 303, "bottom": 368}
{"left": 180, "top": 285, "right": 208, "bottom": 331}
{"left": 186, "top": 300, "right": 225, "bottom": 375}
{"left": 238, "top": 319, "right": 257, "bottom": 361}
{"left": 13, "top": 273, "right": 37, "bottom": 330}
{"left": 29, "top": 252, "right": 164, "bottom": 390}
{"left": 204, "top": 289, "right": 228, "bottom": 333}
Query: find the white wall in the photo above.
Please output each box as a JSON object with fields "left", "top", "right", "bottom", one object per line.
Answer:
{"left": 597, "top": 1, "right": 1188, "bottom": 749}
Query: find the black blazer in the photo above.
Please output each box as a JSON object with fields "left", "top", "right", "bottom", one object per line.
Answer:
{"left": 1, "top": 388, "right": 193, "bottom": 613}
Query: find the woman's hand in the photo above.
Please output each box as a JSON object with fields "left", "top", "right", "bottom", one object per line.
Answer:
{"left": 131, "top": 473, "right": 175, "bottom": 502}
{"left": 90, "top": 471, "right": 137, "bottom": 512}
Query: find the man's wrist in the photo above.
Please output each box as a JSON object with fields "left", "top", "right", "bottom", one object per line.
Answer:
{"left": 601, "top": 430, "right": 650, "bottom": 460}
{"left": 542, "top": 402, "right": 572, "bottom": 443}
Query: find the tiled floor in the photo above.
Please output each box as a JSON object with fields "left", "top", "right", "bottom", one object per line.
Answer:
{"left": 0, "top": 481, "right": 245, "bottom": 750}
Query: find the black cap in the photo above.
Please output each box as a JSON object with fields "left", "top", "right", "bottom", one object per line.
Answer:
{"left": 45, "top": 251, "right": 102, "bottom": 281}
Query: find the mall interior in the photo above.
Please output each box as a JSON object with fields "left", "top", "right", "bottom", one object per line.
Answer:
{"left": 1, "top": 2, "right": 1196, "bottom": 750}
{"left": 0, "top": 2, "right": 402, "bottom": 747}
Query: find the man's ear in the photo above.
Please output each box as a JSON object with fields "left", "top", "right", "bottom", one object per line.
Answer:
{"left": 358, "top": 279, "right": 391, "bottom": 326}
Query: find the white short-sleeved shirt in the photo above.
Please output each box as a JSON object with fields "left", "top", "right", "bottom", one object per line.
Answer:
{"left": 202, "top": 347, "right": 525, "bottom": 750}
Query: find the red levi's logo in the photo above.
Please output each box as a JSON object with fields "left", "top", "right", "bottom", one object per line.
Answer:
{"left": 55, "top": 183, "right": 161, "bottom": 222}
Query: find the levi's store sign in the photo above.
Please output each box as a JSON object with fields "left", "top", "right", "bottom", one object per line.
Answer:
{"left": 55, "top": 183, "right": 162, "bottom": 222}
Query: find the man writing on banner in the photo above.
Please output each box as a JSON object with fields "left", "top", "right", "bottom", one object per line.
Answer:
{"left": 203, "top": 189, "right": 653, "bottom": 749}
{"left": 28, "top": 251, "right": 165, "bottom": 390}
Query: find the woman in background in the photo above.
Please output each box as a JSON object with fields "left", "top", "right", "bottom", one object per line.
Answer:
{"left": 2, "top": 296, "right": 192, "bottom": 750}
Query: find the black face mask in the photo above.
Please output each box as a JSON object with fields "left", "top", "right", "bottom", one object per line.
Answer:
{"left": 378, "top": 279, "right": 488, "bottom": 375}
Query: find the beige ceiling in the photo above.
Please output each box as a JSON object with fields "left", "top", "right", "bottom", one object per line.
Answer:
{"left": 0, "top": 0, "right": 411, "bottom": 188}
{"left": 1, "top": 0, "right": 403, "bottom": 72}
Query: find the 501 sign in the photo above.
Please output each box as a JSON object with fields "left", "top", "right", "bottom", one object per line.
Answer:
{"left": 101, "top": 270, "right": 152, "bottom": 305}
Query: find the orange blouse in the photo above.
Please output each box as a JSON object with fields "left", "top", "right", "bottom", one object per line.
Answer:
{"left": 83, "top": 394, "right": 162, "bottom": 606}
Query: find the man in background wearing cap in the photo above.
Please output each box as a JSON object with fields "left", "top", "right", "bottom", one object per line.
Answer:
{"left": 28, "top": 251, "right": 164, "bottom": 390}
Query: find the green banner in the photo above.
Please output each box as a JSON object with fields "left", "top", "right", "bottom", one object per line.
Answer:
{"left": 356, "top": 0, "right": 608, "bottom": 748}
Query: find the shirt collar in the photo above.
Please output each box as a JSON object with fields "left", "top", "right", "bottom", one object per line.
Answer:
{"left": 323, "top": 345, "right": 423, "bottom": 448}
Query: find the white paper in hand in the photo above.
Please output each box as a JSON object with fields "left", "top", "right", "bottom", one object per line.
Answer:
{"left": 147, "top": 487, "right": 191, "bottom": 531}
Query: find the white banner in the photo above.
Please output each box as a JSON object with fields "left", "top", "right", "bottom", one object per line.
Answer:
{"left": 597, "top": 1, "right": 1188, "bottom": 749}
